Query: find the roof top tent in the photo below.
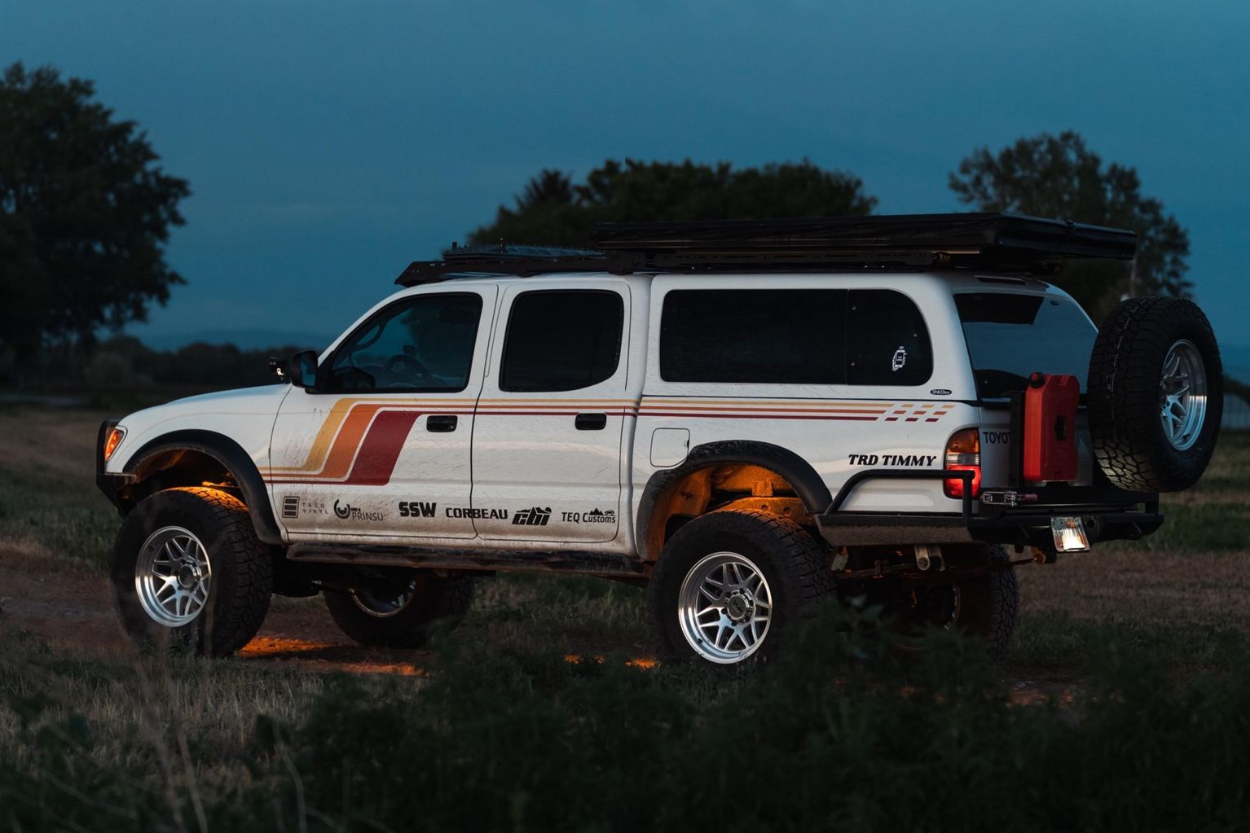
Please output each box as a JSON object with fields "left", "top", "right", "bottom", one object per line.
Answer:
{"left": 395, "top": 213, "right": 1137, "bottom": 287}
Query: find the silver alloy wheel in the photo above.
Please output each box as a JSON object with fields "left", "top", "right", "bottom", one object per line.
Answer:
{"left": 1160, "top": 339, "right": 1208, "bottom": 451}
{"left": 135, "top": 526, "right": 212, "bottom": 627}
{"left": 350, "top": 580, "right": 418, "bottom": 618}
{"left": 677, "top": 551, "right": 773, "bottom": 664}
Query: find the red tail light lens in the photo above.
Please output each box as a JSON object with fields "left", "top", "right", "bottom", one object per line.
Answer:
{"left": 944, "top": 428, "right": 981, "bottom": 499}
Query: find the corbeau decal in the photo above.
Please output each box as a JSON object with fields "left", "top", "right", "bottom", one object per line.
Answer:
{"left": 445, "top": 507, "right": 508, "bottom": 520}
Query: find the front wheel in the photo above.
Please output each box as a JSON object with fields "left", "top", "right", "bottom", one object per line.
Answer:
{"left": 324, "top": 573, "right": 474, "bottom": 648}
{"left": 647, "top": 510, "right": 834, "bottom": 666}
{"left": 111, "top": 487, "right": 274, "bottom": 656}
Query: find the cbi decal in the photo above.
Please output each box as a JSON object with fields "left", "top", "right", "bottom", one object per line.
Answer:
{"left": 513, "top": 507, "right": 552, "bottom": 526}
{"left": 847, "top": 454, "right": 938, "bottom": 467}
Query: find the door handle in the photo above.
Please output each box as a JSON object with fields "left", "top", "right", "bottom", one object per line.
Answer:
{"left": 575, "top": 412, "right": 607, "bottom": 431}
{"left": 426, "top": 415, "right": 458, "bottom": 433}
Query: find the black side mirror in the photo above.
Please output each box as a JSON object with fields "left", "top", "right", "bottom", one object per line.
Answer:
{"left": 287, "top": 350, "right": 319, "bottom": 389}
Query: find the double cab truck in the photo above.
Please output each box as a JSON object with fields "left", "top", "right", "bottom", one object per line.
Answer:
{"left": 96, "top": 214, "right": 1222, "bottom": 666}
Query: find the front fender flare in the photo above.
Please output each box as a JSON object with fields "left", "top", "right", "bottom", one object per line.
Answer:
{"left": 121, "top": 429, "right": 284, "bottom": 545}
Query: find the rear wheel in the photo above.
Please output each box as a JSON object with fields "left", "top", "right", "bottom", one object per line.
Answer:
{"left": 324, "top": 573, "right": 474, "bottom": 648}
{"left": 647, "top": 509, "right": 834, "bottom": 666}
{"left": 872, "top": 544, "right": 1019, "bottom": 660}
{"left": 112, "top": 487, "right": 273, "bottom": 656}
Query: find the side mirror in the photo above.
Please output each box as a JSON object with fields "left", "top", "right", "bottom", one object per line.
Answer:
{"left": 286, "top": 350, "right": 319, "bottom": 389}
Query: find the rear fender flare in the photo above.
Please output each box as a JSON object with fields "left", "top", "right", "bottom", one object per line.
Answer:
{"left": 635, "top": 440, "right": 832, "bottom": 561}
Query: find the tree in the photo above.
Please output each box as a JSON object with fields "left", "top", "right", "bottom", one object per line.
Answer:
{"left": 469, "top": 159, "right": 876, "bottom": 248}
{"left": 0, "top": 62, "right": 190, "bottom": 366}
{"left": 950, "top": 131, "right": 1189, "bottom": 319}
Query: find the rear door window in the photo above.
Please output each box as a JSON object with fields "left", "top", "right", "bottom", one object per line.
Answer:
{"left": 501, "top": 290, "right": 624, "bottom": 392}
{"left": 955, "top": 292, "right": 1097, "bottom": 399}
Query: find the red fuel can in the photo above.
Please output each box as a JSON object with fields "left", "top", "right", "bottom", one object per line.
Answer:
{"left": 1023, "top": 373, "right": 1080, "bottom": 483}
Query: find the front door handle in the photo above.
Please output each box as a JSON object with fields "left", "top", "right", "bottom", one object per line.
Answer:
{"left": 575, "top": 412, "right": 607, "bottom": 431}
{"left": 427, "top": 415, "right": 458, "bottom": 433}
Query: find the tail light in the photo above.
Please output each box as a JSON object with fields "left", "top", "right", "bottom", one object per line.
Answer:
{"left": 944, "top": 428, "right": 980, "bottom": 499}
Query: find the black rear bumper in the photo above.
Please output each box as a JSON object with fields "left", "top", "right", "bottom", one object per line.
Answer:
{"left": 814, "top": 469, "right": 1162, "bottom": 549}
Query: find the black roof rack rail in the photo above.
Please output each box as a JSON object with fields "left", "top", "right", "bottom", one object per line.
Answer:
{"left": 395, "top": 213, "right": 1135, "bottom": 286}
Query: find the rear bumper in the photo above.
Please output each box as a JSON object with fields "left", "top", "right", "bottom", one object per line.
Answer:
{"left": 814, "top": 468, "right": 1162, "bottom": 549}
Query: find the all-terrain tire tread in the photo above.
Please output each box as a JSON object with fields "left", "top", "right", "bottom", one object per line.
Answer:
{"left": 647, "top": 509, "right": 834, "bottom": 664}
{"left": 1088, "top": 296, "right": 1222, "bottom": 492}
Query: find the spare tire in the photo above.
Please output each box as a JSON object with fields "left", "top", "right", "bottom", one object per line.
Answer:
{"left": 1087, "top": 296, "right": 1222, "bottom": 492}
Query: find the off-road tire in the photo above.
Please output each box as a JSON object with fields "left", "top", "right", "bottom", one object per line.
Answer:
{"left": 112, "top": 487, "right": 273, "bottom": 657}
{"left": 948, "top": 544, "right": 1019, "bottom": 661}
{"left": 647, "top": 509, "right": 834, "bottom": 666}
{"left": 1088, "top": 296, "right": 1222, "bottom": 492}
{"left": 324, "top": 574, "right": 474, "bottom": 648}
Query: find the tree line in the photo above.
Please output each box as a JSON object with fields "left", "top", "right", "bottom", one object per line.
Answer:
{"left": 0, "top": 61, "right": 1191, "bottom": 387}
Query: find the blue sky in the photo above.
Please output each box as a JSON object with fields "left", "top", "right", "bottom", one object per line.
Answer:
{"left": 2, "top": 0, "right": 1247, "bottom": 351}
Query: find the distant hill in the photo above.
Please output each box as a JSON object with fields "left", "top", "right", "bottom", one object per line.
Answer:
{"left": 139, "top": 329, "right": 334, "bottom": 352}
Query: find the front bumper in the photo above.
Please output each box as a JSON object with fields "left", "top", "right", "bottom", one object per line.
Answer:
{"left": 813, "top": 469, "right": 1162, "bottom": 549}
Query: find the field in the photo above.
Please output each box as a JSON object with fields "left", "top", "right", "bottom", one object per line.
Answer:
{"left": 2, "top": 404, "right": 1250, "bottom": 830}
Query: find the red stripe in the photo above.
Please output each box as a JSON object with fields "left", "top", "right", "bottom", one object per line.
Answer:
{"left": 270, "top": 410, "right": 421, "bottom": 485}
{"left": 639, "top": 411, "right": 881, "bottom": 421}
{"left": 340, "top": 410, "right": 422, "bottom": 485}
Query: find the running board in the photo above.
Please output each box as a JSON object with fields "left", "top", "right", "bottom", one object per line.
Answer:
{"left": 285, "top": 543, "right": 650, "bottom": 578}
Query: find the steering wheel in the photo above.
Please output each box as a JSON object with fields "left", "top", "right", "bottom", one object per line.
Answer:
{"left": 383, "top": 353, "right": 436, "bottom": 386}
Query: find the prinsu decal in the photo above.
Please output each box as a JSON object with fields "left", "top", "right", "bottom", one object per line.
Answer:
{"left": 398, "top": 501, "right": 437, "bottom": 518}
{"left": 513, "top": 507, "right": 552, "bottom": 526}
{"left": 333, "top": 500, "right": 385, "bottom": 522}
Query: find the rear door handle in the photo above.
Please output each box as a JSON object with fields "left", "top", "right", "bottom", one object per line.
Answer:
{"left": 427, "top": 415, "right": 458, "bottom": 433}
{"left": 575, "top": 412, "right": 607, "bottom": 431}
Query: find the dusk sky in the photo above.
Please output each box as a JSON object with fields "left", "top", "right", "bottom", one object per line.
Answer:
{"left": 3, "top": 1, "right": 1247, "bottom": 353}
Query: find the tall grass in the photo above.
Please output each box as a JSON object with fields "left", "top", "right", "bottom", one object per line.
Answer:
{"left": 5, "top": 604, "right": 1250, "bottom": 832}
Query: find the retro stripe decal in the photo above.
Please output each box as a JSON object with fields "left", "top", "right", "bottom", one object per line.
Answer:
{"left": 267, "top": 396, "right": 954, "bottom": 488}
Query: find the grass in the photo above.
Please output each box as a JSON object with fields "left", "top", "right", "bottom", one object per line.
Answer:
{"left": 2, "top": 405, "right": 1250, "bottom": 829}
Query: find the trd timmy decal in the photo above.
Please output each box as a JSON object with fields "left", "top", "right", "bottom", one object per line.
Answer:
{"left": 848, "top": 454, "right": 938, "bottom": 467}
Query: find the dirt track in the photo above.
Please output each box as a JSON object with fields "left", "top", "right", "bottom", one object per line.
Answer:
{"left": 0, "top": 543, "right": 430, "bottom": 676}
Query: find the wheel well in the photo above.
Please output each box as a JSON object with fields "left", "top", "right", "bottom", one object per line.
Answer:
{"left": 642, "top": 463, "right": 813, "bottom": 560}
{"left": 118, "top": 448, "right": 241, "bottom": 512}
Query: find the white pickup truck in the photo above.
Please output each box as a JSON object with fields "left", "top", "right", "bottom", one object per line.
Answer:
{"left": 96, "top": 214, "right": 1221, "bottom": 666}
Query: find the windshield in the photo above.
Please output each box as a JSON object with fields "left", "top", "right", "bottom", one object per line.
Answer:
{"left": 955, "top": 292, "right": 1097, "bottom": 400}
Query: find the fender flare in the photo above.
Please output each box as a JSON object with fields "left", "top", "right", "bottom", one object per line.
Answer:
{"left": 634, "top": 440, "right": 832, "bottom": 561}
{"left": 122, "top": 429, "right": 284, "bottom": 546}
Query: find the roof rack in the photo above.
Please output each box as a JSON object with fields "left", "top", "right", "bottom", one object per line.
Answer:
{"left": 395, "top": 213, "right": 1136, "bottom": 286}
